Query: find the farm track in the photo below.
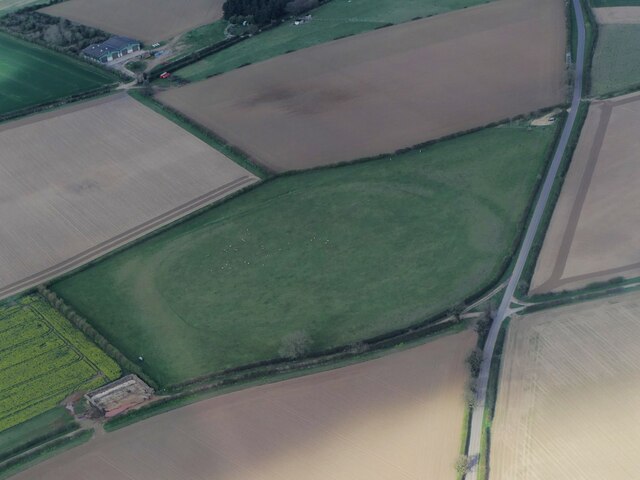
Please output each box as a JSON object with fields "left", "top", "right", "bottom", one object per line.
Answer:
{"left": 465, "top": 0, "right": 587, "bottom": 476}
{"left": 0, "top": 175, "right": 255, "bottom": 301}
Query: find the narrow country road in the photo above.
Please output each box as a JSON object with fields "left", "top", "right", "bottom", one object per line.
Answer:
{"left": 465, "top": 0, "right": 587, "bottom": 477}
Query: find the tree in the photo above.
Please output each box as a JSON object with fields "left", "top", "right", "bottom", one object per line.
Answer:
{"left": 278, "top": 331, "right": 311, "bottom": 359}
{"left": 474, "top": 315, "right": 491, "bottom": 345}
{"left": 285, "top": 0, "right": 318, "bottom": 15}
{"left": 466, "top": 348, "right": 483, "bottom": 377}
{"left": 455, "top": 455, "right": 473, "bottom": 476}
{"left": 448, "top": 304, "right": 465, "bottom": 323}
{"left": 464, "top": 379, "right": 478, "bottom": 407}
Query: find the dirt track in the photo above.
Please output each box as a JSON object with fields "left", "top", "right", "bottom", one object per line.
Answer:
{"left": 42, "top": 0, "right": 224, "bottom": 44}
{"left": 531, "top": 92, "right": 640, "bottom": 293}
{"left": 491, "top": 292, "right": 640, "bottom": 479}
{"left": 10, "top": 331, "right": 475, "bottom": 480}
{"left": 159, "top": 0, "right": 566, "bottom": 172}
{"left": 0, "top": 94, "right": 257, "bottom": 300}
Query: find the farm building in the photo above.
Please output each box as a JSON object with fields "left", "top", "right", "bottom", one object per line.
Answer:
{"left": 82, "top": 35, "right": 140, "bottom": 63}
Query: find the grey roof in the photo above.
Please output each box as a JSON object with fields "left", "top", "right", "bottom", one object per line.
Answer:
{"left": 82, "top": 36, "right": 140, "bottom": 59}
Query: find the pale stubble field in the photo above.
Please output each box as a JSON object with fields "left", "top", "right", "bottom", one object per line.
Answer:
{"left": 491, "top": 292, "right": 640, "bottom": 479}
{"left": 0, "top": 94, "right": 257, "bottom": 299}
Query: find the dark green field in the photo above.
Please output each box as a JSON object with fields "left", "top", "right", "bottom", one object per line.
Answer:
{"left": 53, "top": 123, "right": 558, "bottom": 387}
{"left": 0, "top": 33, "right": 114, "bottom": 115}
{"left": 177, "top": 0, "right": 491, "bottom": 81}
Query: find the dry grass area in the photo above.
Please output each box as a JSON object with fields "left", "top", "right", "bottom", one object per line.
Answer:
{"left": 593, "top": 7, "right": 640, "bottom": 23}
{"left": 10, "top": 330, "right": 475, "bottom": 480}
{"left": 41, "top": 0, "right": 224, "bottom": 44}
{"left": 491, "top": 291, "right": 640, "bottom": 479}
{"left": 159, "top": 0, "right": 566, "bottom": 172}
{"left": 0, "top": 93, "right": 257, "bottom": 299}
{"left": 530, "top": 93, "right": 640, "bottom": 294}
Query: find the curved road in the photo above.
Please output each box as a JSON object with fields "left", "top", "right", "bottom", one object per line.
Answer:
{"left": 465, "top": 0, "right": 587, "bottom": 477}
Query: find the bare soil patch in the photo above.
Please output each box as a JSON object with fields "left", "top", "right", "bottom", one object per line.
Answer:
{"left": 491, "top": 291, "right": 640, "bottom": 479}
{"left": 0, "top": 93, "right": 257, "bottom": 299}
{"left": 41, "top": 0, "right": 224, "bottom": 44}
{"left": 593, "top": 7, "right": 640, "bottom": 23}
{"left": 9, "top": 330, "right": 475, "bottom": 480}
{"left": 158, "top": 0, "right": 566, "bottom": 172}
{"left": 531, "top": 93, "right": 640, "bottom": 293}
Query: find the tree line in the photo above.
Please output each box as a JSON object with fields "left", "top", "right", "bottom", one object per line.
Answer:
{"left": 223, "top": 0, "right": 321, "bottom": 25}
{"left": 0, "top": 10, "right": 108, "bottom": 55}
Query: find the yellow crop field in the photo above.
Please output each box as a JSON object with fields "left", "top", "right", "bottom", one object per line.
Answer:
{"left": 0, "top": 295, "right": 120, "bottom": 432}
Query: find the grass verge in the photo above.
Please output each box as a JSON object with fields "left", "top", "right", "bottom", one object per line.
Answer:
{"left": 0, "top": 429, "right": 92, "bottom": 480}
{"left": 0, "top": 408, "right": 77, "bottom": 464}
{"left": 477, "top": 319, "right": 509, "bottom": 480}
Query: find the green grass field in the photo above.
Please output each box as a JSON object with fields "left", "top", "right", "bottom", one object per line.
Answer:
{"left": 0, "top": 295, "right": 120, "bottom": 432}
{"left": 591, "top": 24, "right": 640, "bottom": 96}
{"left": 174, "top": 20, "right": 228, "bottom": 55}
{"left": 53, "top": 123, "right": 558, "bottom": 387}
{"left": 0, "top": 408, "right": 76, "bottom": 462}
{"left": 0, "top": 32, "right": 115, "bottom": 115}
{"left": 176, "top": 0, "right": 491, "bottom": 81}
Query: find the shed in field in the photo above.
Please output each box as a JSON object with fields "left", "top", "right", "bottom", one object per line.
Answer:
{"left": 82, "top": 35, "right": 141, "bottom": 63}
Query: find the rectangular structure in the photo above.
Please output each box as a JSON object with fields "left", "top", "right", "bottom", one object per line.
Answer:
{"left": 82, "top": 36, "right": 141, "bottom": 63}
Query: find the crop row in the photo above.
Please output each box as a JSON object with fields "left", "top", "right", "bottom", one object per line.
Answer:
{"left": 0, "top": 307, "right": 38, "bottom": 335}
{"left": 0, "top": 346, "right": 81, "bottom": 392}
{"left": 0, "top": 361, "right": 96, "bottom": 425}
{"left": 0, "top": 314, "right": 50, "bottom": 352}
{"left": 0, "top": 333, "right": 65, "bottom": 372}
{"left": 31, "top": 299, "right": 121, "bottom": 381}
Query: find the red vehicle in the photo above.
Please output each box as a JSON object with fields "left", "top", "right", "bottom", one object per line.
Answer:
{"left": 159, "top": 72, "right": 171, "bottom": 79}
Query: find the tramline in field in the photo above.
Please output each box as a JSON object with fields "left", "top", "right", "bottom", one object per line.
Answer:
{"left": 0, "top": 295, "right": 120, "bottom": 432}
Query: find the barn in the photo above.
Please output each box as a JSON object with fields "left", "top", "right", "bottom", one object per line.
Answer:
{"left": 82, "top": 36, "right": 141, "bottom": 63}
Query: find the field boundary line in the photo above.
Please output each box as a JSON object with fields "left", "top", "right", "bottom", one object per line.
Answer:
{"left": 0, "top": 176, "right": 255, "bottom": 300}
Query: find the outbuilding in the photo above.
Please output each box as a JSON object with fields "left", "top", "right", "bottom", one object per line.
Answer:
{"left": 82, "top": 36, "right": 141, "bottom": 63}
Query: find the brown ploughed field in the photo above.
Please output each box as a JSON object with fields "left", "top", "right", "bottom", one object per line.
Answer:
{"left": 530, "top": 92, "right": 640, "bottom": 294}
{"left": 41, "top": 0, "right": 224, "bottom": 44}
{"left": 491, "top": 291, "right": 640, "bottom": 479}
{"left": 10, "top": 331, "right": 475, "bottom": 480}
{"left": 158, "top": 0, "right": 567, "bottom": 172}
{"left": 0, "top": 93, "right": 257, "bottom": 300}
